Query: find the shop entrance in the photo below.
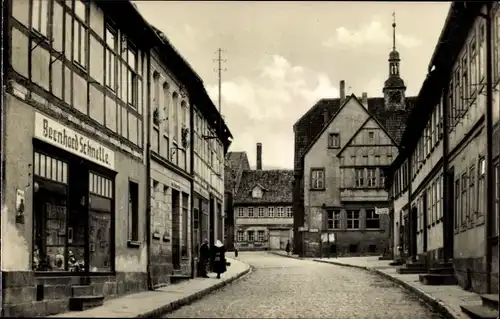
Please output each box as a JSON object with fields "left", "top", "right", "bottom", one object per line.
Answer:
{"left": 32, "top": 141, "right": 115, "bottom": 274}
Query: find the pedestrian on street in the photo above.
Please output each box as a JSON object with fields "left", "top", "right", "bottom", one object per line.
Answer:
{"left": 285, "top": 240, "right": 291, "bottom": 256}
{"left": 212, "top": 239, "right": 227, "bottom": 279}
{"left": 234, "top": 241, "right": 239, "bottom": 258}
{"left": 199, "top": 238, "right": 210, "bottom": 278}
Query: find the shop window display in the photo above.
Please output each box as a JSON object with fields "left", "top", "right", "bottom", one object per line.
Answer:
{"left": 32, "top": 151, "right": 114, "bottom": 273}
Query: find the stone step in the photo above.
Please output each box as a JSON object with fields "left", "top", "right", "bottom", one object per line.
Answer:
{"left": 397, "top": 267, "right": 427, "bottom": 274}
{"left": 389, "top": 260, "right": 405, "bottom": 266}
{"left": 481, "top": 294, "right": 499, "bottom": 310}
{"left": 419, "top": 274, "right": 457, "bottom": 285}
{"left": 378, "top": 256, "right": 392, "bottom": 261}
{"left": 69, "top": 295, "right": 104, "bottom": 311}
{"left": 71, "top": 285, "right": 95, "bottom": 297}
{"left": 427, "top": 267, "right": 454, "bottom": 275}
{"left": 405, "top": 262, "right": 426, "bottom": 269}
{"left": 433, "top": 261, "right": 453, "bottom": 268}
{"left": 460, "top": 305, "right": 499, "bottom": 319}
{"left": 170, "top": 274, "right": 191, "bottom": 285}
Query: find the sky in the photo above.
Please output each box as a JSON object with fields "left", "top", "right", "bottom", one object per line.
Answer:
{"left": 134, "top": 1, "right": 451, "bottom": 170}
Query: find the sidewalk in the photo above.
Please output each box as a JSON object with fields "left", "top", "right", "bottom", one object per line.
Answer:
{"left": 311, "top": 256, "right": 483, "bottom": 319}
{"left": 48, "top": 257, "right": 250, "bottom": 318}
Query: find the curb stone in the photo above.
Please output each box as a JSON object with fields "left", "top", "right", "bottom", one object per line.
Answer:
{"left": 312, "top": 259, "right": 459, "bottom": 319}
{"left": 268, "top": 251, "right": 305, "bottom": 260}
{"left": 136, "top": 265, "right": 252, "bottom": 318}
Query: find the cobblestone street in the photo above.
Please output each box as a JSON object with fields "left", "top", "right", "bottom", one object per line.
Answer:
{"left": 165, "top": 252, "right": 445, "bottom": 318}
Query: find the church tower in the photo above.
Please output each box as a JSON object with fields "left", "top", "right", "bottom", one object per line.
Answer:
{"left": 383, "top": 12, "right": 406, "bottom": 110}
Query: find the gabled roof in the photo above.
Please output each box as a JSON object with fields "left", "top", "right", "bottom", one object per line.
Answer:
{"left": 224, "top": 151, "right": 250, "bottom": 193}
{"left": 234, "top": 170, "right": 294, "bottom": 204}
{"left": 294, "top": 94, "right": 417, "bottom": 172}
{"left": 300, "top": 94, "right": 411, "bottom": 161}
{"left": 336, "top": 114, "right": 399, "bottom": 158}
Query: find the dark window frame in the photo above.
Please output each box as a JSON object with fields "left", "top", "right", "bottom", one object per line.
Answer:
{"left": 128, "top": 180, "right": 139, "bottom": 242}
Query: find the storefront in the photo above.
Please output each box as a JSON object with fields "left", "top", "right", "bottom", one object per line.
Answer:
{"left": 32, "top": 113, "right": 117, "bottom": 274}
{"left": 2, "top": 100, "right": 148, "bottom": 317}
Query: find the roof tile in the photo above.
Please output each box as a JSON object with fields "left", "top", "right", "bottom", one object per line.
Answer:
{"left": 234, "top": 170, "right": 294, "bottom": 204}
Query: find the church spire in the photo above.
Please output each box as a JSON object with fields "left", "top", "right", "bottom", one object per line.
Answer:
{"left": 383, "top": 11, "right": 406, "bottom": 110}
{"left": 392, "top": 11, "right": 396, "bottom": 52}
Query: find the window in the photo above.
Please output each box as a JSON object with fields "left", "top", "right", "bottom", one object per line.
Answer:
{"left": 469, "top": 165, "right": 475, "bottom": 224}
{"left": 470, "top": 37, "right": 477, "bottom": 93}
{"left": 248, "top": 207, "right": 254, "bottom": 218}
{"left": 286, "top": 207, "right": 293, "bottom": 218}
{"left": 311, "top": 168, "right": 325, "bottom": 190}
{"left": 128, "top": 181, "right": 139, "bottom": 242}
{"left": 454, "top": 68, "right": 461, "bottom": 122}
{"left": 277, "top": 207, "right": 284, "bottom": 218}
{"left": 433, "top": 181, "right": 438, "bottom": 223}
{"left": 258, "top": 207, "right": 265, "bottom": 218}
{"left": 31, "top": 0, "right": 50, "bottom": 36}
{"left": 479, "top": 23, "right": 486, "bottom": 82}
{"left": 247, "top": 230, "right": 255, "bottom": 242}
{"left": 494, "top": 163, "right": 499, "bottom": 236}
{"left": 365, "top": 209, "right": 380, "bottom": 229}
{"left": 461, "top": 54, "right": 469, "bottom": 112}
{"left": 73, "top": 22, "right": 87, "bottom": 67}
{"left": 455, "top": 179, "right": 460, "bottom": 229}
{"left": 355, "top": 168, "right": 364, "bottom": 187}
{"left": 387, "top": 154, "right": 393, "bottom": 163}
{"left": 347, "top": 210, "right": 360, "bottom": 229}
{"left": 496, "top": 14, "right": 500, "bottom": 81}
{"left": 367, "top": 168, "right": 377, "bottom": 187}
{"left": 257, "top": 230, "right": 265, "bottom": 242}
{"left": 328, "top": 133, "right": 340, "bottom": 148}
{"left": 368, "top": 131, "right": 374, "bottom": 140}
{"left": 426, "top": 188, "right": 431, "bottom": 227}
{"left": 268, "top": 207, "right": 274, "bottom": 218}
{"left": 105, "top": 25, "right": 117, "bottom": 90}
{"left": 379, "top": 170, "right": 386, "bottom": 188}
{"left": 438, "top": 174, "right": 443, "bottom": 220}
{"left": 163, "top": 84, "right": 170, "bottom": 134}
{"left": 172, "top": 93, "right": 179, "bottom": 141}
{"left": 477, "top": 158, "right": 486, "bottom": 218}
{"left": 237, "top": 230, "right": 244, "bottom": 242}
{"left": 237, "top": 207, "right": 245, "bottom": 218}
{"left": 461, "top": 174, "right": 468, "bottom": 227}
{"left": 327, "top": 210, "right": 341, "bottom": 229}
{"left": 126, "top": 43, "right": 138, "bottom": 107}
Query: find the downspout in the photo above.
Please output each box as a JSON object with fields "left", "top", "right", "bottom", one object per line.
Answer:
{"left": 484, "top": 1, "right": 493, "bottom": 294}
{"left": 145, "top": 50, "right": 153, "bottom": 291}
{"left": 189, "top": 96, "right": 195, "bottom": 279}
{"left": 442, "top": 82, "right": 451, "bottom": 263}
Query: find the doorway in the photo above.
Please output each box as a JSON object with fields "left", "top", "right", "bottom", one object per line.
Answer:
{"left": 410, "top": 206, "right": 418, "bottom": 260}
{"left": 209, "top": 196, "right": 215, "bottom": 247}
{"left": 171, "top": 190, "right": 180, "bottom": 269}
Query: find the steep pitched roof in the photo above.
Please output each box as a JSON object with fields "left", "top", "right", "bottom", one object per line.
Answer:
{"left": 224, "top": 152, "right": 250, "bottom": 193}
{"left": 234, "top": 170, "right": 294, "bottom": 204}
{"left": 336, "top": 113, "right": 399, "bottom": 158}
{"left": 294, "top": 95, "right": 417, "bottom": 172}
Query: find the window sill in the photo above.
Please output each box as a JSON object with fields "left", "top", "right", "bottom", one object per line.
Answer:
{"left": 73, "top": 60, "right": 88, "bottom": 73}
{"left": 309, "top": 188, "right": 325, "bottom": 191}
{"left": 328, "top": 146, "right": 340, "bottom": 150}
{"left": 127, "top": 240, "right": 141, "bottom": 248}
{"left": 163, "top": 236, "right": 170, "bottom": 242}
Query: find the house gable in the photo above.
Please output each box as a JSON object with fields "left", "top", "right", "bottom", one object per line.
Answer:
{"left": 336, "top": 117, "right": 399, "bottom": 157}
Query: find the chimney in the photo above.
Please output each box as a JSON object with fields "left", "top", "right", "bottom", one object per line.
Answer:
{"left": 362, "top": 92, "right": 368, "bottom": 109}
{"left": 340, "top": 80, "right": 346, "bottom": 102}
{"left": 323, "top": 108, "right": 329, "bottom": 125}
{"left": 256, "top": 143, "right": 262, "bottom": 170}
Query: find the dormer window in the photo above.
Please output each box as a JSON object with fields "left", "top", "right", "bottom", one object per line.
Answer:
{"left": 252, "top": 186, "right": 263, "bottom": 199}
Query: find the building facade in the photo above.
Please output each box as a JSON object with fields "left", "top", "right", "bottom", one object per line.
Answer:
{"left": 224, "top": 151, "right": 251, "bottom": 250}
{"left": 147, "top": 27, "right": 194, "bottom": 287}
{"left": 387, "top": 2, "right": 499, "bottom": 296}
{"left": 1, "top": 0, "right": 232, "bottom": 316}
{"left": 293, "top": 20, "right": 416, "bottom": 257}
{"left": 234, "top": 144, "right": 294, "bottom": 251}
{"left": 2, "top": 1, "right": 153, "bottom": 316}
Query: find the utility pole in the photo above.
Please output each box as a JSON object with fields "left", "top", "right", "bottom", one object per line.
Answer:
{"left": 213, "top": 48, "right": 227, "bottom": 243}
{"left": 214, "top": 48, "right": 227, "bottom": 123}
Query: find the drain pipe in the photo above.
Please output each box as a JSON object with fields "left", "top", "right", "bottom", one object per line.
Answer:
{"left": 145, "top": 51, "right": 153, "bottom": 291}
{"left": 483, "top": 1, "right": 493, "bottom": 294}
{"left": 189, "top": 96, "right": 195, "bottom": 279}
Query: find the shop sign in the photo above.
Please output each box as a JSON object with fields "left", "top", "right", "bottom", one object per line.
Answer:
{"left": 375, "top": 207, "right": 389, "bottom": 215}
{"left": 34, "top": 113, "right": 115, "bottom": 170}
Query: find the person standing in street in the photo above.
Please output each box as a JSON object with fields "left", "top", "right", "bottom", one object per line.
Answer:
{"left": 199, "top": 239, "right": 210, "bottom": 278}
{"left": 234, "top": 241, "right": 239, "bottom": 258}
{"left": 212, "top": 239, "right": 227, "bottom": 279}
{"left": 285, "top": 240, "right": 291, "bottom": 256}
